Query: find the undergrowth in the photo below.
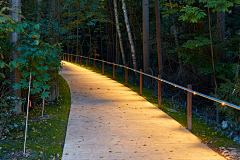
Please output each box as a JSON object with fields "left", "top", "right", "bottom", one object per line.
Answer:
{"left": 0, "top": 74, "right": 71, "bottom": 159}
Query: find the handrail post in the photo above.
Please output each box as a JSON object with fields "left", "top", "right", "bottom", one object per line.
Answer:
{"left": 75, "top": 55, "right": 77, "bottom": 64}
{"left": 140, "top": 69, "right": 142, "bottom": 95}
{"left": 93, "top": 59, "right": 96, "bottom": 71}
{"left": 158, "top": 75, "right": 162, "bottom": 108}
{"left": 68, "top": 54, "right": 69, "bottom": 62}
{"left": 113, "top": 62, "right": 115, "bottom": 80}
{"left": 71, "top": 55, "right": 73, "bottom": 63}
{"left": 86, "top": 57, "right": 88, "bottom": 69}
{"left": 187, "top": 84, "right": 192, "bottom": 130}
{"left": 125, "top": 67, "right": 128, "bottom": 86}
{"left": 102, "top": 60, "right": 104, "bottom": 75}
{"left": 80, "top": 56, "right": 82, "bottom": 66}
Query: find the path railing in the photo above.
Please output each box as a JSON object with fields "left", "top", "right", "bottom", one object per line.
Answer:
{"left": 62, "top": 53, "right": 240, "bottom": 131}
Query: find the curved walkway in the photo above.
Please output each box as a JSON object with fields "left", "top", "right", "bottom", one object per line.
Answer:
{"left": 60, "top": 61, "right": 224, "bottom": 160}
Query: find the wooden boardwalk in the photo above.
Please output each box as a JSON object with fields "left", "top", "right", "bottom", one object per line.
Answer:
{"left": 60, "top": 61, "right": 224, "bottom": 160}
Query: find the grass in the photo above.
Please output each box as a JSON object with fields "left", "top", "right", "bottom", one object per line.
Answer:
{"left": 0, "top": 74, "right": 71, "bottom": 159}
{"left": 69, "top": 59, "right": 239, "bottom": 151}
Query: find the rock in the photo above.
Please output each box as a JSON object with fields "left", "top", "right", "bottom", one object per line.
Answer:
{"left": 39, "top": 151, "right": 43, "bottom": 155}
{"left": 166, "top": 108, "right": 178, "bottom": 113}
{"left": 222, "top": 150, "right": 230, "bottom": 156}
{"left": 228, "top": 131, "right": 236, "bottom": 138}
{"left": 222, "top": 121, "right": 228, "bottom": 129}
{"left": 227, "top": 147, "right": 237, "bottom": 151}
{"left": 219, "top": 147, "right": 226, "bottom": 151}
{"left": 233, "top": 136, "right": 240, "bottom": 142}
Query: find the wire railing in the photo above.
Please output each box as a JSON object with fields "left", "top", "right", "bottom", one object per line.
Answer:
{"left": 62, "top": 53, "right": 240, "bottom": 130}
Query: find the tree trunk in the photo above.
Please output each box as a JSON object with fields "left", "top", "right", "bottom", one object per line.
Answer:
{"left": 9, "top": 0, "right": 21, "bottom": 114}
{"left": 169, "top": 0, "right": 183, "bottom": 74}
{"left": 155, "top": 0, "right": 163, "bottom": 76}
{"left": 217, "top": 11, "right": 225, "bottom": 62}
{"left": 217, "top": 11, "right": 225, "bottom": 43}
{"left": 122, "top": 0, "right": 137, "bottom": 69}
{"left": 142, "top": 0, "right": 150, "bottom": 72}
{"left": 113, "top": 0, "right": 126, "bottom": 65}
{"left": 107, "top": 0, "right": 114, "bottom": 62}
{"left": 48, "top": 0, "right": 59, "bottom": 101}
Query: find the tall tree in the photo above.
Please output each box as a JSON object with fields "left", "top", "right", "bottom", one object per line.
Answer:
{"left": 155, "top": 0, "right": 163, "bottom": 76}
{"left": 9, "top": 0, "right": 21, "bottom": 114}
{"left": 113, "top": 0, "right": 126, "bottom": 65}
{"left": 217, "top": 11, "right": 225, "bottom": 43}
{"left": 142, "top": 0, "right": 149, "bottom": 72}
{"left": 122, "top": 0, "right": 137, "bottom": 69}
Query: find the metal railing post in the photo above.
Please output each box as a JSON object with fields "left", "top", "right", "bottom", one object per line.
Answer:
{"left": 68, "top": 54, "right": 69, "bottom": 62}
{"left": 102, "top": 60, "right": 104, "bottom": 75}
{"left": 158, "top": 75, "right": 162, "bottom": 108}
{"left": 140, "top": 69, "right": 142, "bottom": 95}
{"left": 125, "top": 67, "right": 128, "bottom": 86}
{"left": 187, "top": 84, "right": 192, "bottom": 130}
{"left": 113, "top": 62, "right": 115, "bottom": 80}
{"left": 93, "top": 59, "right": 96, "bottom": 71}
{"left": 71, "top": 55, "right": 73, "bottom": 63}
{"left": 75, "top": 56, "right": 77, "bottom": 64}
{"left": 80, "top": 56, "right": 82, "bottom": 66}
{"left": 86, "top": 57, "right": 88, "bottom": 69}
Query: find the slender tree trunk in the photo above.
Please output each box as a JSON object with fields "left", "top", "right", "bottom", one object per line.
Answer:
{"left": 67, "top": 5, "right": 70, "bottom": 54}
{"left": 77, "top": 15, "right": 79, "bottom": 55}
{"left": 217, "top": 11, "right": 225, "bottom": 43}
{"left": 155, "top": 0, "right": 163, "bottom": 76}
{"left": 122, "top": 0, "right": 137, "bottom": 69}
{"left": 142, "top": 0, "right": 150, "bottom": 72}
{"left": 106, "top": 0, "right": 114, "bottom": 62}
{"left": 9, "top": 0, "right": 21, "bottom": 114}
{"left": 48, "top": 0, "right": 59, "bottom": 101}
{"left": 89, "top": 26, "right": 92, "bottom": 56}
{"left": 217, "top": 11, "right": 225, "bottom": 62}
{"left": 37, "top": 0, "right": 41, "bottom": 23}
{"left": 169, "top": 0, "right": 183, "bottom": 74}
{"left": 208, "top": 8, "right": 218, "bottom": 122}
{"left": 113, "top": 0, "right": 126, "bottom": 65}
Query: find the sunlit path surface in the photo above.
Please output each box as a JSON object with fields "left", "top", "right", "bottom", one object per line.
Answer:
{"left": 60, "top": 61, "right": 224, "bottom": 160}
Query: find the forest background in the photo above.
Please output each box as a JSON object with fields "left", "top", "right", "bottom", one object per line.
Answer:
{"left": 1, "top": 0, "right": 240, "bottom": 145}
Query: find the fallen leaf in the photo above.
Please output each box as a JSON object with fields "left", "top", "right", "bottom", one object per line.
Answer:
{"left": 66, "top": 153, "right": 69, "bottom": 155}
{"left": 100, "top": 156, "right": 104, "bottom": 158}
{"left": 109, "top": 151, "right": 113, "bottom": 153}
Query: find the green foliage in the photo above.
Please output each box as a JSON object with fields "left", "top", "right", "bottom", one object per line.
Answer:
{"left": 199, "top": 0, "right": 234, "bottom": 12}
{"left": 0, "top": 75, "right": 71, "bottom": 159}
{"left": 182, "top": 35, "right": 211, "bottom": 49}
{"left": 179, "top": 5, "right": 206, "bottom": 23}
{"left": 0, "top": 4, "right": 26, "bottom": 78}
{"left": 13, "top": 22, "right": 62, "bottom": 98}
{"left": 0, "top": 81, "right": 22, "bottom": 137}
{"left": 216, "top": 66, "right": 240, "bottom": 128}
